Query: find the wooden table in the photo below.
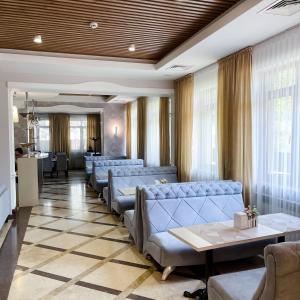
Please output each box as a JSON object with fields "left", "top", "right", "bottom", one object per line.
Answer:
{"left": 169, "top": 213, "right": 300, "bottom": 299}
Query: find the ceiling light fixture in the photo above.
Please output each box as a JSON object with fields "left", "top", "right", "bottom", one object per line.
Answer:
{"left": 89, "top": 21, "right": 99, "bottom": 29}
{"left": 33, "top": 35, "right": 42, "bottom": 44}
{"left": 128, "top": 44, "right": 136, "bottom": 52}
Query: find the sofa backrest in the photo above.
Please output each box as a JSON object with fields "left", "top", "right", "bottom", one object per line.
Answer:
{"left": 84, "top": 155, "right": 126, "bottom": 173}
{"left": 109, "top": 166, "right": 177, "bottom": 200}
{"left": 93, "top": 159, "right": 144, "bottom": 181}
{"left": 141, "top": 181, "right": 244, "bottom": 240}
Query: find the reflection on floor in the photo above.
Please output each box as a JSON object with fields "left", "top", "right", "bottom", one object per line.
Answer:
{"left": 8, "top": 171, "right": 203, "bottom": 300}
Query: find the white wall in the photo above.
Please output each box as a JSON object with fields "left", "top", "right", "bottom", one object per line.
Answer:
{"left": 0, "top": 82, "right": 16, "bottom": 227}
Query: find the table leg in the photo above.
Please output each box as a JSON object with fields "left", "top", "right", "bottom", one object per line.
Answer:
{"left": 278, "top": 236, "right": 285, "bottom": 243}
{"left": 183, "top": 250, "right": 213, "bottom": 300}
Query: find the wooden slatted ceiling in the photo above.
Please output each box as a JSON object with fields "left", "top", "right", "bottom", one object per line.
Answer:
{"left": 0, "top": 0, "right": 240, "bottom": 61}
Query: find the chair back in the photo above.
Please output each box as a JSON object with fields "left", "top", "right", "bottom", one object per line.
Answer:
{"left": 56, "top": 152, "right": 68, "bottom": 171}
{"left": 253, "top": 242, "right": 300, "bottom": 300}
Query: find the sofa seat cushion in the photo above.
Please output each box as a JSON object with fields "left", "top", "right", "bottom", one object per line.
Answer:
{"left": 112, "top": 195, "right": 135, "bottom": 214}
{"left": 145, "top": 232, "right": 203, "bottom": 267}
{"left": 208, "top": 268, "right": 265, "bottom": 300}
{"left": 145, "top": 232, "right": 273, "bottom": 268}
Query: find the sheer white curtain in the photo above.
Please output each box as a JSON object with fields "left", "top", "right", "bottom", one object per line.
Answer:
{"left": 252, "top": 25, "right": 300, "bottom": 217}
{"left": 35, "top": 114, "right": 50, "bottom": 152}
{"left": 190, "top": 63, "right": 219, "bottom": 180}
{"left": 146, "top": 97, "right": 160, "bottom": 166}
{"left": 130, "top": 101, "right": 138, "bottom": 159}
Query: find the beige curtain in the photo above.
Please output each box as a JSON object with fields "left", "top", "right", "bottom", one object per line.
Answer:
{"left": 159, "top": 97, "right": 170, "bottom": 166}
{"left": 174, "top": 74, "right": 194, "bottom": 182}
{"left": 217, "top": 47, "right": 252, "bottom": 206}
{"left": 49, "top": 114, "right": 70, "bottom": 155}
{"left": 126, "top": 103, "right": 132, "bottom": 158}
{"left": 137, "top": 97, "right": 147, "bottom": 159}
{"left": 87, "top": 114, "right": 101, "bottom": 152}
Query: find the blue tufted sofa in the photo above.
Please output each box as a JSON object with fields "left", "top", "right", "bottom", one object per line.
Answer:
{"left": 107, "top": 166, "right": 177, "bottom": 214}
{"left": 90, "top": 159, "right": 144, "bottom": 193}
{"left": 130, "top": 181, "right": 272, "bottom": 280}
{"left": 84, "top": 155, "right": 126, "bottom": 181}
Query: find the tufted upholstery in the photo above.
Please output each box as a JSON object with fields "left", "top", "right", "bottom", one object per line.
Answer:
{"left": 109, "top": 166, "right": 177, "bottom": 214}
{"left": 137, "top": 181, "right": 271, "bottom": 269}
{"left": 84, "top": 155, "right": 126, "bottom": 180}
{"left": 90, "top": 159, "right": 144, "bottom": 193}
{"left": 142, "top": 181, "right": 243, "bottom": 237}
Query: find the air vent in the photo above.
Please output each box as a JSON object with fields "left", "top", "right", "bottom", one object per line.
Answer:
{"left": 165, "top": 65, "right": 192, "bottom": 72}
{"left": 59, "top": 93, "right": 103, "bottom": 97}
{"left": 263, "top": 0, "right": 300, "bottom": 16}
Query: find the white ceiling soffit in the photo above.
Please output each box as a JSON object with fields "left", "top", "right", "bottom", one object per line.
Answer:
{"left": 34, "top": 105, "right": 103, "bottom": 114}
{"left": 9, "top": 81, "right": 173, "bottom": 97}
{"left": 157, "top": 0, "right": 300, "bottom": 73}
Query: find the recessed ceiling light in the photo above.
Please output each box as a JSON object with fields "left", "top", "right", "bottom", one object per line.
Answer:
{"left": 89, "top": 21, "right": 99, "bottom": 29}
{"left": 33, "top": 35, "right": 42, "bottom": 44}
{"left": 128, "top": 44, "right": 136, "bottom": 52}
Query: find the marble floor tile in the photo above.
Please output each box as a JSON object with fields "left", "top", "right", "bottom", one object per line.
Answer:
{"left": 130, "top": 271, "right": 203, "bottom": 300}
{"left": 114, "top": 247, "right": 152, "bottom": 266}
{"left": 76, "top": 238, "right": 126, "bottom": 257}
{"left": 17, "top": 246, "right": 60, "bottom": 268}
{"left": 39, "top": 233, "right": 91, "bottom": 250}
{"left": 81, "top": 261, "right": 147, "bottom": 291}
{"left": 28, "top": 215, "right": 59, "bottom": 227}
{"left": 23, "top": 228, "right": 60, "bottom": 244}
{"left": 70, "top": 211, "right": 105, "bottom": 222}
{"left": 38, "top": 253, "right": 99, "bottom": 278}
{"left": 8, "top": 273, "right": 63, "bottom": 300}
{"left": 43, "top": 219, "right": 85, "bottom": 231}
{"left": 96, "top": 214, "right": 120, "bottom": 225}
{"left": 103, "top": 227, "right": 131, "bottom": 241}
{"left": 71, "top": 223, "right": 113, "bottom": 236}
{"left": 52, "top": 285, "right": 116, "bottom": 300}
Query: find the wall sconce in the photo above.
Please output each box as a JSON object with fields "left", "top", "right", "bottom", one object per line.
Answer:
{"left": 13, "top": 106, "right": 19, "bottom": 123}
{"left": 113, "top": 125, "right": 118, "bottom": 137}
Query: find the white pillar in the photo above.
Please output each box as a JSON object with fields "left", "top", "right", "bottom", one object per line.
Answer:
{"left": 0, "top": 81, "right": 16, "bottom": 222}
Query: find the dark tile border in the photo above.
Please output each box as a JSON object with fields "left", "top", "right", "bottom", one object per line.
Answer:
{"left": 70, "top": 251, "right": 105, "bottom": 261}
{"left": 110, "top": 259, "right": 150, "bottom": 270}
{"left": 32, "top": 270, "right": 71, "bottom": 282}
{"left": 127, "top": 294, "right": 155, "bottom": 300}
{"left": 76, "top": 281, "right": 121, "bottom": 295}
{"left": 99, "top": 237, "right": 131, "bottom": 244}
{"left": 36, "top": 244, "right": 66, "bottom": 252}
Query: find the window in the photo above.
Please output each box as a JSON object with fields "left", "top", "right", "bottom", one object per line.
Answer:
{"left": 130, "top": 101, "right": 138, "bottom": 159}
{"left": 145, "top": 97, "right": 160, "bottom": 166}
{"left": 190, "top": 63, "right": 219, "bottom": 180}
{"left": 70, "top": 115, "right": 87, "bottom": 152}
{"left": 252, "top": 25, "right": 300, "bottom": 216}
{"left": 35, "top": 115, "right": 50, "bottom": 152}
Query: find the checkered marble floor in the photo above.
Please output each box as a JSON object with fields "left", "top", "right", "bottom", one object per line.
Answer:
{"left": 8, "top": 171, "right": 203, "bottom": 300}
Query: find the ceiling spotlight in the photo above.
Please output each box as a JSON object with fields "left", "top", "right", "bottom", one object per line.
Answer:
{"left": 89, "top": 21, "right": 99, "bottom": 29}
{"left": 128, "top": 44, "right": 136, "bottom": 52}
{"left": 33, "top": 35, "right": 42, "bottom": 44}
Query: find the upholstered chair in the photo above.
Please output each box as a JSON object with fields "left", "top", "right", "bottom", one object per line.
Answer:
{"left": 208, "top": 241, "right": 300, "bottom": 300}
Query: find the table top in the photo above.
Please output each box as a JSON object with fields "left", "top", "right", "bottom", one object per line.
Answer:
{"left": 169, "top": 213, "right": 300, "bottom": 252}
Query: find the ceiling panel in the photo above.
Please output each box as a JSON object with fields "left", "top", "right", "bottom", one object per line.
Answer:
{"left": 0, "top": 0, "right": 240, "bottom": 61}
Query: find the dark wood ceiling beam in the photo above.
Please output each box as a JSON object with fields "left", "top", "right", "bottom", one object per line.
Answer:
{"left": 0, "top": 1, "right": 215, "bottom": 26}
{"left": 0, "top": 0, "right": 240, "bottom": 60}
